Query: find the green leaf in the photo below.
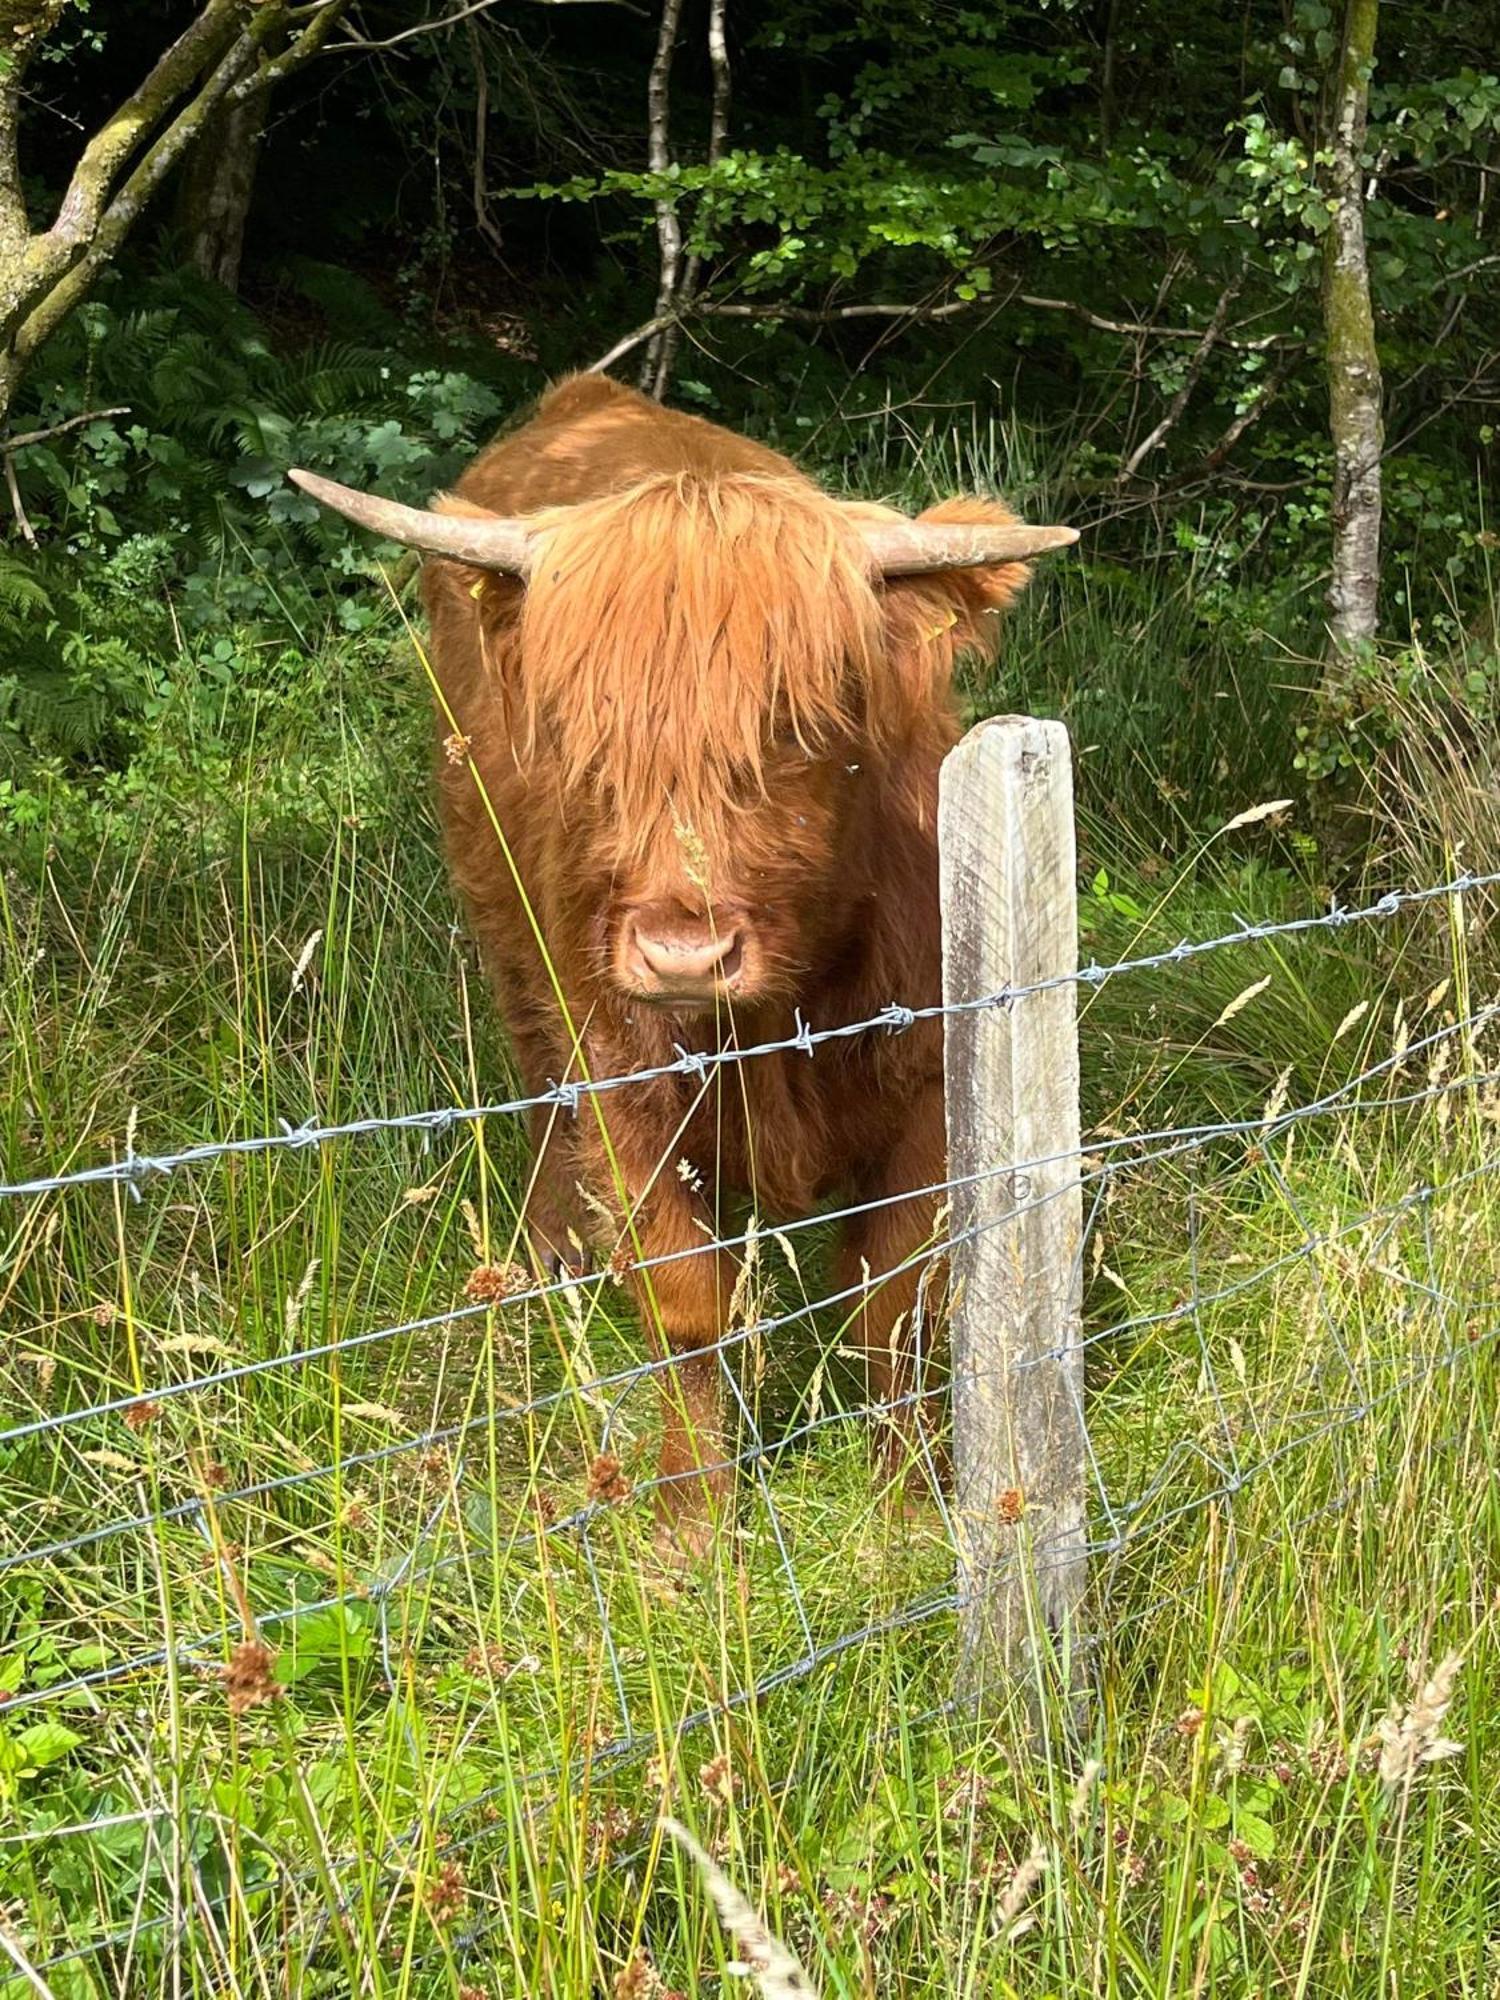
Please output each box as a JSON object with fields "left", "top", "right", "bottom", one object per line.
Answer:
{"left": 0, "top": 1721, "right": 84, "bottom": 1775}
{"left": 1232, "top": 1809, "right": 1276, "bottom": 1860}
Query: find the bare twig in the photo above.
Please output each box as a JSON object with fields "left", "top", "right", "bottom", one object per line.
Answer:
{"left": 1194, "top": 355, "right": 1296, "bottom": 474}
{"left": 592, "top": 288, "right": 1304, "bottom": 378}
{"left": 1427, "top": 251, "right": 1500, "bottom": 292}
{"left": 1, "top": 406, "right": 128, "bottom": 545}
{"left": 0, "top": 405, "right": 129, "bottom": 455}
{"left": 3, "top": 454, "right": 35, "bottom": 545}
{"left": 1117, "top": 277, "right": 1240, "bottom": 482}
{"left": 328, "top": 0, "right": 645, "bottom": 49}
{"left": 465, "top": 17, "right": 504, "bottom": 254}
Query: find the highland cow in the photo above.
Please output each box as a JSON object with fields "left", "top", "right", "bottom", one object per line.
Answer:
{"left": 292, "top": 374, "right": 1075, "bottom": 1549}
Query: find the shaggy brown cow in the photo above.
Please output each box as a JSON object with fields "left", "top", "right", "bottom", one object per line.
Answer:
{"left": 291, "top": 374, "right": 1075, "bottom": 1548}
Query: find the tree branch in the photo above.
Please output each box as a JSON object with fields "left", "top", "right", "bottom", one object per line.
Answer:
{"left": 46, "top": 0, "right": 243, "bottom": 258}
{"left": 0, "top": 405, "right": 129, "bottom": 454}
{"left": 1117, "top": 276, "right": 1241, "bottom": 483}
{"left": 327, "top": 0, "right": 645, "bottom": 50}
{"left": 1188, "top": 355, "right": 1297, "bottom": 476}
{"left": 0, "top": 403, "right": 127, "bottom": 545}
{"left": 15, "top": 25, "right": 266, "bottom": 365}
{"left": 0, "top": 2, "right": 67, "bottom": 261}
{"left": 672, "top": 0, "right": 730, "bottom": 356}
{"left": 466, "top": 17, "right": 505, "bottom": 254}
{"left": 589, "top": 286, "right": 1306, "bottom": 377}
{"left": 228, "top": 0, "right": 357, "bottom": 100}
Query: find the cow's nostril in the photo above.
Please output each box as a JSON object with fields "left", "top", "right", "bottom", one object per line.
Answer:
{"left": 633, "top": 926, "right": 742, "bottom": 986}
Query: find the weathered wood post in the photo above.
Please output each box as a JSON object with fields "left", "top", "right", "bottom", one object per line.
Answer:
{"left": 939, "top": 715, "right": 1086, "bottom": 1707}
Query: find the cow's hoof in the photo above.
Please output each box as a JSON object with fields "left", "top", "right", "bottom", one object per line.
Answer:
{"left": 652, "top": 1506, "right": 717, "bottom": 1568}
{"left": 525, "top": 1227, "right": 590, "bottom": 1285}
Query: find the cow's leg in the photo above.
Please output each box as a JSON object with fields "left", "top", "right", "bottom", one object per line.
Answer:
{"left": 521, "top": 1099, "right": 590, "bottom": 1278}
{"left": 631, "top": 1185, "right": 735, "bottom": 1556}
{"left": 835, "top": 1083, "right": 949, "bottom": 1491}
{"left": 495, "top": 1014, "right": 590, "bottom": 1279}
{"left": 579, "top": 1114, "right": 734, "bottom": 1556}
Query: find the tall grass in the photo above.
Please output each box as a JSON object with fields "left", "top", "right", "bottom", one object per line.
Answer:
{"left": 2, "top": 435, "right": 1498, "bottom": 1998}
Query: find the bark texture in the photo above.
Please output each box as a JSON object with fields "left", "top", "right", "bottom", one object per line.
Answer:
{"left": 175, "top": 79, "right": 270, "bottom": 292}
{"left": 0, "top": 0, "right": 350, "bottom": 426}
{"left": 1322, "top": 0, "right": 1383, "bottom": 658}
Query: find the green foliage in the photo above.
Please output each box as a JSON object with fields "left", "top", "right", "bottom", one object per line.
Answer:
{"left": 7, "top": 267, "right": 508, "bottom": 637}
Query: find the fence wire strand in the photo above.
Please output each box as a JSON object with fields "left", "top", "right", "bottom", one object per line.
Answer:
{"left": 2, "top": 866, "right": 1493, "bottom": 1201}
{"left": 5, "top": 861, "right": 1499, "bottom": 1982}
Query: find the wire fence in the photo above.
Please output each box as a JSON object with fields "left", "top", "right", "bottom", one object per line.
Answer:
{"left": 2, "top": 855, "right": 1497, "bottom": 1984}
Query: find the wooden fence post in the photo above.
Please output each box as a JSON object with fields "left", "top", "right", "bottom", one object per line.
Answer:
{"left": 939, "top": 715, "right": 1086, "bottom": 1707}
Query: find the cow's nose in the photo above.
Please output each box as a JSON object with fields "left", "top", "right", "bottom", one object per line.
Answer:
{"left": 630, "top": 923, "right": 744, "bottom": 990}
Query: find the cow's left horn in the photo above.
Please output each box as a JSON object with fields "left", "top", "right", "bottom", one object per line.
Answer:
{"left": 288, "top": 469, "right": 537, "bottom": 576}
{"left": 861, "top": 520, "right": 1079, "bottom": 576}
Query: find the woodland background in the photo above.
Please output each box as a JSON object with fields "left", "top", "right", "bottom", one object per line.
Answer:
{"left": 2, "top": 7, "right": 1500, "bottom": 1996}
{"left": 0, "top": 0, "right": 1495, "bottom": 856}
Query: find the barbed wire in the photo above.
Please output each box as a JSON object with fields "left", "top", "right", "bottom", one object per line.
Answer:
{"left": 6, "top": 860, "right": 1499, "bottom": 1984}
{"left": 5, "top": 998, "right": 1492, "bottom": 1462}
{"left": 2, "top": 865, "right": 1493, "bottom": 1202}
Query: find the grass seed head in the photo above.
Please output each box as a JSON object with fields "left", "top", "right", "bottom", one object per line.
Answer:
{"left": 425, "top": 1860, "right": 468, "bottom": 1926}
{"left": 221, "top": 1639, "right": 281, "bottom": 1718}
{"left": 1377, "top": 1648, "right": 1464, "bottom": 1788}
{"left": 614, "top": 1953, "right": 665, "bottom": 2000}
{"left": 465, "top": 1261, "right": 529, "bottom": 1305}
{"left": 1068, "top": 1758, "right": 1103, "bottom": 1830}
{"left": 996, "top": 1837, "right": 1048, "bottom": 1940}
{"left": 587, "top": 1451, "right": 633, "bottom": 1506}
{"left": 698, "top": 1752, "right": 737, "bottom": 1805}
{"left": 660, "top": 1816, "right": 819, "bottom": 1999}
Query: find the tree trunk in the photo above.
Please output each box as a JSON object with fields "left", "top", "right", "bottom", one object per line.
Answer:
{"left": 1322, "top": 0, "right": 1383, "bottom": 660}
{"left": 174, "top": 83, "right": 269, "bottom": 293}
{"left": 0, "top": 0, "right": 351, "bottom": 432}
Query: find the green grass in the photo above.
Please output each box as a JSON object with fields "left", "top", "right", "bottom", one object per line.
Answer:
{"left": 3, "top": 528, "right": 1500, "bottom": 1997}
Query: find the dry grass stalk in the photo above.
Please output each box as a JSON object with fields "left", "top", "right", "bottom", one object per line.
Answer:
{"left": 995, "top": 1837, "right": 1049, "bottom": 1940}
{"left": 1376, "top": 1650, "right": 1464, "bottom": 1788}
{"left": 660, "top": 1817, "right": 818, "bottom": 1998}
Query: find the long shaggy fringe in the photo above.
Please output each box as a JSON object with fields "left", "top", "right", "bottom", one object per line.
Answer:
{"left": 516, "top": 471, "right": 883, "bottom": 829}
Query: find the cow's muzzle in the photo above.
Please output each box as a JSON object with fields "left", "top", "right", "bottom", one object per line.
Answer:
{"left": 619, "top": 909, "right": 747, "bottom": 1006}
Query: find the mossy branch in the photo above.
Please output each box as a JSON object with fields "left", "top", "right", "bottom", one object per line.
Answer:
{"left": 0, "top": 0, "right": 354, "bottom": 407}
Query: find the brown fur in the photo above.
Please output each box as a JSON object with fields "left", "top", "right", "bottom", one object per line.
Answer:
{"left": 420, "top": 373, "right": 1029, "bottom": 1544}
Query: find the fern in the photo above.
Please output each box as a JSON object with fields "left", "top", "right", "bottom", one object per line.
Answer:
{"left": 0, "top": 550, "right": 53, "bottom": 633}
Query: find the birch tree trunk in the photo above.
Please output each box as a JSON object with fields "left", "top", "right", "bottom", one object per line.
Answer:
{"left": 1322, "top": 0, "right": 1383, "bottom": 659}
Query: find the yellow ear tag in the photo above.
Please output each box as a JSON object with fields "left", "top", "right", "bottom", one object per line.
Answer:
{"left": 924, "top": 608, "right": 959, "bottom": 642}
{"left": 469, "top": 578, "right": 487, "bottom": 599}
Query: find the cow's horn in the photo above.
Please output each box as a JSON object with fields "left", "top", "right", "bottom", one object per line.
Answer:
{"left": 861, "top": 520, "right": 1079, "bottom": 576}
{"left": 288, "top": 469, "right": 537, "bottom": 576}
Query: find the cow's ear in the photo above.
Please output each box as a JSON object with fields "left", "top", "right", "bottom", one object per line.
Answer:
{"left": 419, "top": 499, "right": 527, "bottom": 678}
{"left": 870, "top": 498, "right": 1030, "bottom": 736}
{"left": 892, "top": 495, "right": 1032, "bottom": 641}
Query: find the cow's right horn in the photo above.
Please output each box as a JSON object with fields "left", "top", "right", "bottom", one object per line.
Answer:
{"left": 288, "top": 469, "right": 537, "bottom": 576}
